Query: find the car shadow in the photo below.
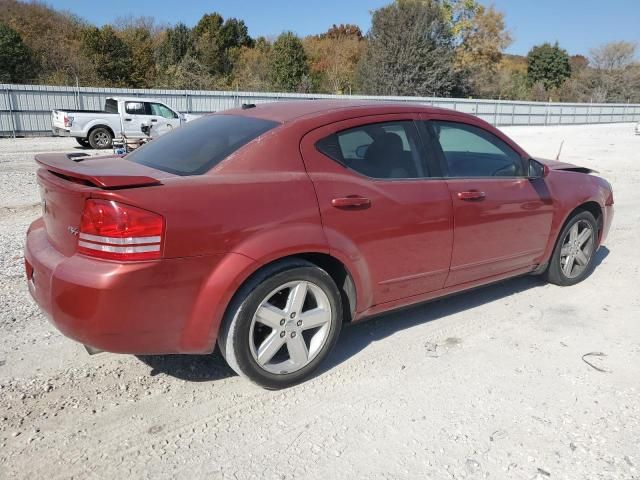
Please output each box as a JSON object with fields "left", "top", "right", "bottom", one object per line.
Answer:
{"left": 137, "top": 246, "right": 610, "bottom": 384}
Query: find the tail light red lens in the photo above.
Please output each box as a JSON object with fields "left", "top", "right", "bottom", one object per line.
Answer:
{"left": 78, "top": 199, "right": 164, "bottom": 261}
{"left": 64, "top": 115, "right": 72, "bottom": 127}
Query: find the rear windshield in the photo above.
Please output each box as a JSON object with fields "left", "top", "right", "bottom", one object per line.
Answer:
{"left": 126, "top": 115, "right": 279, "bottom": 175}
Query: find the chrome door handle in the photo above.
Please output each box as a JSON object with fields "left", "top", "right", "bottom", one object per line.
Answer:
{"left": 457, "top": 190, "right": 486, "bottom": 201}
{"left": 331, "top": 196, "right": 371, "bottom": 209}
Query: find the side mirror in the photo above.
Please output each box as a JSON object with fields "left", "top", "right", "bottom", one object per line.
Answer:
{"left": 528, "top": 159, "right": 549, "bottom": 179}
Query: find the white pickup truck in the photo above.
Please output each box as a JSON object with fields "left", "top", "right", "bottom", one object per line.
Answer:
{"left": 51, "top": 97, "right": 198, "bottom": 149}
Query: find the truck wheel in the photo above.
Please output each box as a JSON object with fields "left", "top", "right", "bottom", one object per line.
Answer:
{"left": 88, "top": 128, "right": 113, "bottom": 149}
{"left": 75, "top": 137, "right": 90, "bottom": 148}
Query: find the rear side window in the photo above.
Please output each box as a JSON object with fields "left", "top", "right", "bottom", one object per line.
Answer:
{"left": 126, "top": 115, "right": 279, "bottom": 175}
{"left": 316, "top": 121, "right": 428, "bottom": 179}
{"left": 105, "top": 99, "right": 118, "bottom": 114}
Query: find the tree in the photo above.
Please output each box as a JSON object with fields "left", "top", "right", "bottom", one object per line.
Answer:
{"left": 269, "top": 32, "right": 309, "bottom": 92}
{"left": 81, "top": 26, "right": 133, "bottom": 86}
{"left": 304, "top": 26, "right": 365, "bottom": 94}
{"left": 527, "top": 42, "right": 571, "bottom": 90}
{"left": 357, "top": 0, "right": 460, "bottom": 96}
{"left": 0, "top": 0, "right": 96, "bottom": 85}
{"left": 232, "top": 38, "right": 272, "bottom": 91}
{"left": 586, "top": 41, "right": 639, "bottom": 102}
{"left": 590, "top": 41, "right": 636, "bottom": 71}
{"left": 116, "top": 18, "right": 159, "bottom": 88}
{"left": 452, "top": 4, "right": 512, "bottom": 97}
{"left": 0, "top": 22, "right": 37, "bottom": 82}
{"left": 156, "top": 23, "right": 193, "bottom": 68}
{"left": 193, "top": 12, "right": 252, "bottom": 78}
{"left": 321, "top": 24, "right": 363, "bottom": 40}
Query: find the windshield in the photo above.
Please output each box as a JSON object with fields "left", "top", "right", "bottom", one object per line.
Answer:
{"left": 126, "top": 114, "right": 279, "bottom": 176}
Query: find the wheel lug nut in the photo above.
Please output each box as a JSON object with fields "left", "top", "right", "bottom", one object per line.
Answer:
{"left": 280, "top": 319, "right": 285, "bottom": 326}
{"left": 290, "top": 312, "right": 296, "bottom": 319}
{"left": 290, "top": 332, "right": 296, "bottom": 338}
{"left": 280, "top": 331, "right": 286, "bottom": 338}
{"left": 297, "top": 320, "right": 302, "bottom": 326}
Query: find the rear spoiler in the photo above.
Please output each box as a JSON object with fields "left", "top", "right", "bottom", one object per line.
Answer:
{"left": 35, "top": 153, "right": 162, "bottom": 189}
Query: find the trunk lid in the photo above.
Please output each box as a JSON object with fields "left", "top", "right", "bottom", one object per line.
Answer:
{"left": 35, "top": 153, "right": 172, "bottom": 256}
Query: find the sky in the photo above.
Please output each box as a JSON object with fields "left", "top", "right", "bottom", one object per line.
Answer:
{"left": 47, "top": 0, "right": 640, "bottom": 57}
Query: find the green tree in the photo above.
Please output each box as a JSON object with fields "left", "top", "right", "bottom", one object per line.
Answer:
{"left": 0, "top": 22, "right": 37, "bottom": 82}
{"left": 116, "top": 18, "right": 158, "bottom": 88}
{"left": 193, "top": 13, "right": 252, "bottom": 78}
{"left": 81, "top": 26, "right": 133, "bottom": 86}
{"left": 269, "top": 32, "right": 309, "bottom": 92}
{"left": 527, "top": 42, "right": 571, "bottom": 90}
{"left": 357, "top": 0, "right": 460, "bottom": 96}
{"left": 156, "top": 23, "right": 193, "bottom": 68}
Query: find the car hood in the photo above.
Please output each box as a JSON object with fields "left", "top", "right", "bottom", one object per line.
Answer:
{"left": 534, "top": 157, "right": 598, "bottom": 174}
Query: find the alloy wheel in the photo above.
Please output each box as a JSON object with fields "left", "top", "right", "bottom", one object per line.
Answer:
{"left": 249, "top": 281, "right": 333, "bottom": 375}
{"left": 560, "top": 220, "right": 595, "bottom": 278}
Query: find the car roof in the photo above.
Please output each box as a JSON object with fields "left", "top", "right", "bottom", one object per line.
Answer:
{"left": 223, "top": 99, "right": 468, "bottom": 124}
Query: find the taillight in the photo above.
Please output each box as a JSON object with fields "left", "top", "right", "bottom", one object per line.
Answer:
{"left": 77, "top": 199, "right": 164, "bottom": 261}
{"left": 64, "top": 115, "right": 73, "bottom": 127}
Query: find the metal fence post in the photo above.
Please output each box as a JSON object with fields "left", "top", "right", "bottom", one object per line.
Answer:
{"left": 5, "top": 86, "right": 16, "bottom": 138}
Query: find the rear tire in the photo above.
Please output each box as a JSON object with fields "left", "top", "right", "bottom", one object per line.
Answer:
{"left": 75, "top": 137, "right": 90, "bottom": 148}
{"left": 218, "top": 259, "right": 342, "bottom": 389}
{"left": 544, "top": 210, "right": 598, "bottom": 286}
{"left": 88, "top": 127, "right": 113, "bottom": 149}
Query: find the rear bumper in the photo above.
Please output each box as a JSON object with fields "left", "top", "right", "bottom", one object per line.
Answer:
{"left": 51, "top": 127, "right": 71, "bottom": 137}
{"left": 24, "top": 218, "right": 250, "bottom": 355}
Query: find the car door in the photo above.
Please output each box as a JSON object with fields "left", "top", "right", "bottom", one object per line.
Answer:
{"left": 148, "top": 102, "right": 181, "bottom": 138}
{"left": 122, "top": 101, "right": 151, "bottom": 139}
{"left": 420, "top": 117, "right": 554, "bottom": 287}
{"left": 301, "top": 115, "right": 453, "bottom": 308}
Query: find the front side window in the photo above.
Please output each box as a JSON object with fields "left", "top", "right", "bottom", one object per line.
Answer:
{"left": 125, "top": 102, "right": 147, "bottom": 115}
{"left": 126, "top": 114, "right": 279, "bottom": 176}
{"left": 150, "top": 103, "right": 178, "bottom": 119}
{"left": 430, "top": 121, "right": 524, "bottom": 177}
{"left": 316, "top": 121, "right": 427, "bottom": 179}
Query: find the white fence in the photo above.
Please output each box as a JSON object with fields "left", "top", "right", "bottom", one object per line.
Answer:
{"left": 2, "top": 83, "right": 640, "bottom": 137}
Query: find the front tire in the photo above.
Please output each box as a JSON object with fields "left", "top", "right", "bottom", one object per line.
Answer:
{"left": 88, "top": 127, "right": 113, "bottom": 149}
{"left": 544, "top": 210, "right": 598, "bottom": 286}
{"left": 218, "top": 260, "right": 342, "bottom": 389}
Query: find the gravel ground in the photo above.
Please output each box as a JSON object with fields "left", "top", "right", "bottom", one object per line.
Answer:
{"left": 0, "top": 125, "right": 639, "bottom": 479}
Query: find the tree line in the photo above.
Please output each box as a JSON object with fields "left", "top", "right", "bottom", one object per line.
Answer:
{"left": 1, "top": 0, "right": 638, "bottom": 102}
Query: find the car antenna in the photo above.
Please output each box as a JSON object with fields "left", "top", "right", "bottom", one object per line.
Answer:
{"left": 555, "top": 140, "right": 564, "bottom": 161}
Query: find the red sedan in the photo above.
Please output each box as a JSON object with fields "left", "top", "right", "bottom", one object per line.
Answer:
{"left": 25, "top": 101, "right": 614, "bottom": 388}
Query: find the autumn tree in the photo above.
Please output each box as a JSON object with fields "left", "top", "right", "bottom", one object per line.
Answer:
{"left": 81, "top": 26, "right": 133, "bottom": 86}
{"left": 357, "top": 0, "right": 460, "bottom": 96}
{"left": 304, "top": 25, "right": 365, "bottom": 94}
{"left": 321, "top": 24, "right": 363, "bottom": 40}
{"left": 0, "top": 22, "right": 37, "bottom": 83}
{"left": 0, "top": 0, "right": 96, "bottom": 85}
{"left": 115, "top": 17, "right": 160, "bottom": 88}
{"left": 269, "top": 32, "right": 309, "bottom": 92}
{"left": 232, "top": 37, "right": 272, "bottom": 91}
{"left": 527, "top": 42, "right": 571, "bottom": 90}
{"left": 451, "top": 2, "right": 512, "bottom": 97}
